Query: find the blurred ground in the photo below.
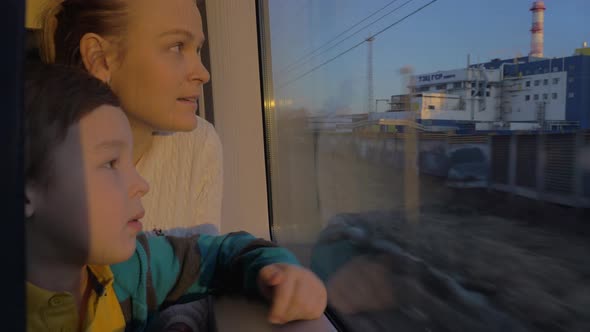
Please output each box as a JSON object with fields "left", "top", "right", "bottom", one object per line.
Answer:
{"left": 270, "top": 118, "right": 590, "bottom": 331}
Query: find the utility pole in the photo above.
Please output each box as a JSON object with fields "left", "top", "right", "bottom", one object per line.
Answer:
{"left": 366, "top": 35, "right": 375, "bottom": 113}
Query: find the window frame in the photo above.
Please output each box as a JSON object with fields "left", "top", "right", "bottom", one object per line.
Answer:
{"left": 2, "top": 0, "right": 25, "bottom": 329}
{"left": 204, "top": 0, "right": 272, "bottom": 239}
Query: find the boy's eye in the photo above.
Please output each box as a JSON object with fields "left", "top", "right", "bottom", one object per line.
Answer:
{"left": 104, "top": 159, "right": 118, "bottom": 169}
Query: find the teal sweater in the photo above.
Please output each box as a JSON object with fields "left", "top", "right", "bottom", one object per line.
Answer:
{"left": 110, "top": 231, "right": 299, "bottom": 331}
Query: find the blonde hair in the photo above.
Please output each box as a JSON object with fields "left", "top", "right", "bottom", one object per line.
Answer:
{"left": 38, "top": 0, "right": 128, "bottom": 67}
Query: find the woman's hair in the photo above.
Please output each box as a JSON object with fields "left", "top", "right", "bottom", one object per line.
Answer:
{"left": 39, "top": 0, "right": 128, "bottom": 67}
{"left": 25, "top": 63, "right": 121, "bottom": 187}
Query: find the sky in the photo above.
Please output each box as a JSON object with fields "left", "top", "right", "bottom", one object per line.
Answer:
{"left": 267, "top": 0, "right": 590, "bottom": 115}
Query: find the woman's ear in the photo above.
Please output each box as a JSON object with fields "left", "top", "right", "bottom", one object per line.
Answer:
{"left": 79, "top": 33, "right": 114, "bottom": 83}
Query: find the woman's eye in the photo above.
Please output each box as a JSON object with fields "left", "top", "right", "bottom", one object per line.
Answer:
{"left": 171, "top": 43, "right": 184, "bottom": 53}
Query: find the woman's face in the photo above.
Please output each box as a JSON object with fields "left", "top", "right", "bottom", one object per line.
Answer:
{"left": 109, "top": 0, "right": 210, "bottom": 132}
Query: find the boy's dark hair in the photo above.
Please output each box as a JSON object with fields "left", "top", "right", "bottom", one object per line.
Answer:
{"left": 25, "top": 63, "right": 121, "bottom": 186}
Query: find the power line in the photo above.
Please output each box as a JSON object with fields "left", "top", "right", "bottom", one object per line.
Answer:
{"left": 279, "top": 0, "right": 438, "bottom": 89}
{"left": 278, "top": 0, "right": 402, "bottom": 75}
{"left": 281, "top": 0, "right": 418, "bottom": 79}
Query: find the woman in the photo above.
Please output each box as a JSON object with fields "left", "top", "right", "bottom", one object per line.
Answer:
{"left": 38, "top": 0, "right": 222, "bottom": 235}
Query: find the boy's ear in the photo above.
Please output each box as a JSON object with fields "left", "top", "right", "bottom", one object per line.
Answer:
{"left": 25, "top": 184, "right": 39, "bottom": 219}
{"left": 79, "top": 33, "right": 114, "bottom": 84}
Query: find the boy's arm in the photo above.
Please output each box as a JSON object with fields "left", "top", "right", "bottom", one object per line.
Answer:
{"left": 113, "top": 232, "right": 300, "bottom": 308}
{"left": 196, "top": 232, "right": 300, "bottom": 296}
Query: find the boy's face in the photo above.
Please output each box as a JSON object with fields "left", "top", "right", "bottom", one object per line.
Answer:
{"left": 27, "top": 105, "right": 149, "bottom": 265}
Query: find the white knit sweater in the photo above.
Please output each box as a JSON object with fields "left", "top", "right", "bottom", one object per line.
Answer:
{"left": 136, "top": 116, "right": 223, "bottom": 234}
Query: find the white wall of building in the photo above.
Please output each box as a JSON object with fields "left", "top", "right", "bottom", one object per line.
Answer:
{"left": 503, "top": 71, "right": 567, "bottom": 122}
{"left": 404, "top": 66, "right": 569, "bottom": 127}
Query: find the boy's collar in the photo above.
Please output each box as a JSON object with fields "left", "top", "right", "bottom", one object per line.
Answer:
{"left": 87, "top": 264, "right": 114, "bottom": 296}
{"left": 27, "top": 265, "right": 114, "bottom": 312}
{"left": 26, "top": 265, "right": 116, "bottom": 331}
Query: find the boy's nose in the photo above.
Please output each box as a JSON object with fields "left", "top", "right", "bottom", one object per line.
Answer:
{"left": 139, "top": 175, "right": 150, "bottom": 197}
{"left": 132, "top": 170, "right": 150, "bottom": 198}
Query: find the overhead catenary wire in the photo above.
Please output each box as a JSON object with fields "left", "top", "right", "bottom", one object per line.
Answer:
{"left": 281, "top": 0, "right": 418, "bottom": 77}
{"left": 279, "top": 0, "right": 438, "bottom": 89}
{"left": 278, "top": 0, "right": 402, "bottom": 75}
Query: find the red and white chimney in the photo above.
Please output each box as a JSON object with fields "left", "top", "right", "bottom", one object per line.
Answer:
{"left": 529, "top": 1, "right": 546, "bottom": 58}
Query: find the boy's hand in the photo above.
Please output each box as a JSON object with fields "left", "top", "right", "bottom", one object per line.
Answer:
{"left": 257, "top": 263, "right": 327, "bottom": 324}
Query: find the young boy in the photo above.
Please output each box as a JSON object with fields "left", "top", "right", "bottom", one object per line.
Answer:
{"left": 24, "top": 64, "right": 327, "bottom": 332}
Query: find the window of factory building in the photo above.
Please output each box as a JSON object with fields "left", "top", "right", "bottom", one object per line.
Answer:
{"left": 569, "top": 77, "right": 575, "bottom": 83}
{"left": 553, "top": 66, "right": 559, "bottom": 72}
{"left": 259, "top": 1, "right": 590, "bottom": 331}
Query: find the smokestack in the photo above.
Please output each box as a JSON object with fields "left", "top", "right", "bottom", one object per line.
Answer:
{"left": 529, "top": 1, "right": 546, "bottom": 58}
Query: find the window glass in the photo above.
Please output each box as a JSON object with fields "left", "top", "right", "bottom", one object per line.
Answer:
{"left": 258, "top": 1, "right": 590, "bottom": 330}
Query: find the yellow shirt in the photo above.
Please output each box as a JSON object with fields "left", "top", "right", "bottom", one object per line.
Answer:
{"left": 26, "top": 265, "right": 126, "bottom": 332}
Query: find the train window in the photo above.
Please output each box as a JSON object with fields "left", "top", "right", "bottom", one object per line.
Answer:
{"left": 258, "top": 0, "right": 590, "bottom": 331}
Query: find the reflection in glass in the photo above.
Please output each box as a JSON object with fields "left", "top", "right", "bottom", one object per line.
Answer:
{"left": 259, "top": 0, "right": 590, "bottom": 330}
